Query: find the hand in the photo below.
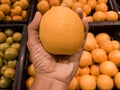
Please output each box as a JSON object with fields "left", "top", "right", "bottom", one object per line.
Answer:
{"left": 28, "top": 8, "right": 88, "bottom": 90}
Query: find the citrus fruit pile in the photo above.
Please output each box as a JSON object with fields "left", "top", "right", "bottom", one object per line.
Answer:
{"left": 0, "top": 28, "right": 22, "bottom": 88}
{"left": 36, "top": 0, "right": 119, "bottom": 22}
{"left": 0, "top": 0, "right": 29, "bottom": 21}
{"left": 26, "top": 31, "right": 120, "bottom": 90}
{"left": 69, "top": 32, "right": 120, "bottom": 90}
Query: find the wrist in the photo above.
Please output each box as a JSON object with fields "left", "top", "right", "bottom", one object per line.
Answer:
{"left": 30, "top": 74, "right": 69, "bottom": 90}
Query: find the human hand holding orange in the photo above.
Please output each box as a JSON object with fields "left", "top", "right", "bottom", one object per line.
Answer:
{"left": 27, "top": 7, "right": 88, "bottom": 90}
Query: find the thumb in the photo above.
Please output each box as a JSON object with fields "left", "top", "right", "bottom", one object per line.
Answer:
{"left": 27, "top": 11, "right": 43, "bottom": 53}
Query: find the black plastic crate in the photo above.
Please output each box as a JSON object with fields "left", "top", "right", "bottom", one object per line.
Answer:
{"left": 0, "top": 24, "right": 27, "bottom": 90}
{"left": 0, "top": 0, "right": 35, "bottom": 25}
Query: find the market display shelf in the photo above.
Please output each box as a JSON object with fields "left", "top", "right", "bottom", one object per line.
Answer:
{"left": 0, "top": 0, "right": 35, "bottom": 24}
{"left": 0, "top": 24, "right": 28, "bottom": 90}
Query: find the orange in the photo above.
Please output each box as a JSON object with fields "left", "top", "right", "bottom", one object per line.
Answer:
{"left": 95, "top": 2, "right": 108, "bottom": 12}
{"left": 12, "top": 15, "right": 23, "bottom": 20}
{"left": 99, "top": 61, "right": 118, "bottom": 77}
{"left": 40, "top": 6, "right": 84, "bottom": 55}
{"left": 86, "top": 16, "right": 93, "bottom": 22}
{"left": 68, "top": 77, "right": 79, "bottom": 90}
{"left": 72, "top": 1, "right": 83, "bottom": 11}
{"left": 0, "top": 10, "right": 5, "bottom": 21}
{"left": 28, "top": 64, "right": 35, "bottom": 76}
{"left": 79, "top": 51, "right": 92, "bottom": 67}
{"left": 87, "top": 0, "right": 97, "bottom": 10}
{"left": 26, "top": 77, "right": 34, "bottom": 89}
{"left": 49, "top": 0, "right": 60, "bottom": 7}
{"left": 84, "top": 37, "right": 97, "bottom": 51}
{"left": 97, "top": 75, "right": 114, "bottom": 90}
{"left": 91, "top": 48, "right": 107, "bottom": 63}
{"left": 86, "top": 32, "right": 95, "bottom": 38}
{"left": 95, "top": 33, "right": 110, "bottom": 44}
{"left": 0, "top": 4, "right": 11, "bottom": 14}
{"left": 79, "top": 74, "right": 96, "bottom": 90}
{"left": 1, "top": 0, "right": 11, "bottom": 5}
{"left": 97, "top": 0, "right": 108, "bottom": 4}
{"left": 37, "top": 0, "right": 49, "bottom": 14}
{"left": 90, "top": 64, "right": 100, "bottom": 76}
{"left": 108, "top": 50, "right": 120, "bottom": 67}
{"left": 61, "top": 0, "right": 74, "bottom": 8}
{"left": 82, "top": 4, "right": 91, "bottom": 15}
{"left": 111, "top": 40, "right": 120, "bottom": 50}
{"left": 79, "top": 0, "right": 87, "bottom": 4}
{"left": 5, "top": 15, "right": 11, "bottom": 21}
{"left": 93, "top": 11, "right": 106, "bottom": 22}
{"left": 105, "top": 11, "right": 118, "bottom": 21}
{"left": 79, "top": 66, "right": 90, "bottom": 76}
{"left": 114, "top": 72, "right": 120, "bottom": 89}
{"left": 99, "top": 40, "right": 114, "bottom": 53}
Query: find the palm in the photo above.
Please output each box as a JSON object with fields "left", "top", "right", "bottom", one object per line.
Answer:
{"left": 30, "top": 42, "right": 82, "bottom": 83}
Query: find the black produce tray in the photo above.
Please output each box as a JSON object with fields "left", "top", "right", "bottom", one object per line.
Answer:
{"left": 89, "top": 0, "right": 120, "bottom": 27}
{"left": 0, "top": 0, "right": 35, "bottom": 25}
{"left": 0, "top": 24, "right": 28, "bottom": 90}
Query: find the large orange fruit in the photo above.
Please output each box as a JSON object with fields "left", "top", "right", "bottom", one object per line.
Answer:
{"left": 39, "top": 6, "right": 84, "bottom": 55}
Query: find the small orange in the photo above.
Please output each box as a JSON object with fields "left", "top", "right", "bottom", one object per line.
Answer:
{"left": 79, "top": 51, "right": 92, "bottom": 67}
{"left": 93, "top": 11, "right": 106, "bottom": 22}
{"left": 90, "top": 64, "right": 100, "bottom": 76}
{"left": 95, "top": 33, "right": 110, "bottom": 44}
{"left": 79, "top": 74, "right": 96, "bottom": 90}
{"left": 87, "top": 0, "right": 97, "bottom": 10}
{"left": 86, "top": 32, "right": 95, "bottom": 38}
{"left": 97, "top": 74, "right": 114, "bottom": 90}
{"left": 37, "top": 0, "right": 49, "bottom": 14}
{"left": 49, "top": 0, "right": 60, "bottom": 7}
{"left": 105, "top": 11, "right": 118, "bottom": 21}
{"left": 82, "top": 4, "right": 91, "bottom": 15}
{"left": 91, "top": 48, "right": 107, "bottom": 63}
{"left": 114, "top": 72, "right": 120, "bottom": 89}
{"left": 95, "top": 2, "right": 108, "bottom": 12}
{"left": 28, "top": 64, "right": 35, "bottom": 76}
{"left": 111, "top": 40, "right": 120, "bottom": 50}
{"left": 79, "top": 66, "right": 90, "bottom": 76}
{"left": 99, "top": 61, "right": 118, "bottom": 77}
{"left": 99, "top": 40, "right": 114, "bottom": 53}
{"left": 84, "top": 37, "right": 97, "bottom": 51}
{"left": 72, "top": 1, "right": 83, "bottom": 11}
{"left": 69, "top": 77, "right": 79, "bottom": 90}
{"left": 97, "top": 0, "right": 108, "bottom": 4}
{"left": 0, "top": 10, "right": 5, "bottom": 21}
{"left": 79, "top": 0, "right": 87, "bottom": 4}
{"left": 26, "top": 77, "right": 34, "bottom": 89}
{"left": 108, "top": 50, "right": 120, "bottom": 67}
{"left": 61, "top": 0, "right": 74, "bottom": 8}
{"left": 86, "top": 16, "right": 93, "bottom": 22}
